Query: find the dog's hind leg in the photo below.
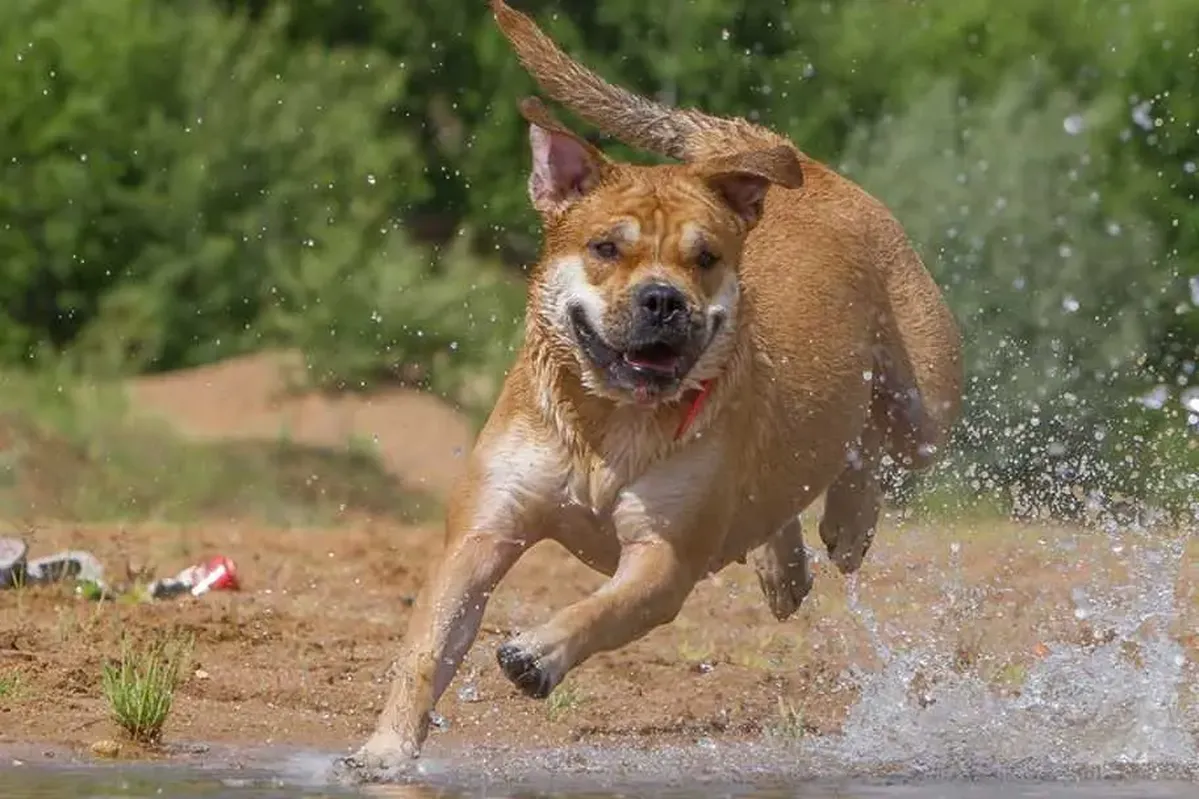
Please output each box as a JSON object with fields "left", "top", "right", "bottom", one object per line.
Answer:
{"left": 818, "top": 421, "right": 884, "bottom": 575}
{"left": 872, "top": 237, "right": 964, "bottom": 472}
{"left": 749, "top": 517, "right": 813, "bottom": 621}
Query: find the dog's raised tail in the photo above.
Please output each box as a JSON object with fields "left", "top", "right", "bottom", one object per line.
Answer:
{"left": 490, "top": 0, "right": 793, "bottom": 162}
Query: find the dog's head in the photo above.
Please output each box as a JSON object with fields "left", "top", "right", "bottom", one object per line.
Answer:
{"left": 520, "top": 99, "right": 804, "bottom": 405}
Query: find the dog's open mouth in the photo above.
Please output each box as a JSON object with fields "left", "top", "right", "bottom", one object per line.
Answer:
{"left": 568, "top": 305, "right": 694, "bottom": 393}
{"left": 623, "top": 342, "right": 684, "bottom": 376}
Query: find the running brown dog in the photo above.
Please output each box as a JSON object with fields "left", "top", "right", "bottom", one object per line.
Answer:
{"left": 339, "top": 0, "right": 962, "bottom": 779}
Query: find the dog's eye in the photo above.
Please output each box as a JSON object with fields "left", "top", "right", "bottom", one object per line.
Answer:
{"left": 589, "top": 240, "right": 620, "bottom": 260}
{"left": 695, "top": 249, "right": 720, "bottom": 270}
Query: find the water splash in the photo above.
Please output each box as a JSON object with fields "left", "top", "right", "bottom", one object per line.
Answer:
{"left": 816, "top": 522, "right": 1196, "bottom": 776}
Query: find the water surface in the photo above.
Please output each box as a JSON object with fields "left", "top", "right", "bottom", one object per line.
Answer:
{"left": 6, "top": 742, "right": 1198, "bottom": 799}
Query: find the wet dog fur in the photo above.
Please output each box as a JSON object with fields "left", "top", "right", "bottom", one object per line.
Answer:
{"left": 338, "top": 0, "right": 963, "bottom": 779}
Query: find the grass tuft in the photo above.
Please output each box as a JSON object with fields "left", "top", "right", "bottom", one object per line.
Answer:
{"left": 545, "top": 680, "right": 585, "bottom": 722}
{"left": 0, "top": 671, "right": 22, "bottom": 705}
{"left": 766, "top": 695, "right": 807, "bottom": 741}
{"left": 101, "top": 633, "right": 194, "bottom": 745}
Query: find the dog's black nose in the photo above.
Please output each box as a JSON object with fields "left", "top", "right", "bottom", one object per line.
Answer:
{"left": 635, "top": 282, "right": 688, "bottom": 327}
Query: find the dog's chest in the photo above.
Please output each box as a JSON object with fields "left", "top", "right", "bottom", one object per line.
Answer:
{"left": 565, "top": 410, "right": 669, "bottom": 516}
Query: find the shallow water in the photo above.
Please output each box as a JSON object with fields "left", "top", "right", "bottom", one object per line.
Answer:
{"left": 6, "top": 739, "right": 1199, "bottom": 799}
{"left": 5, "top": 757, "right": 1199, "bottom": 799}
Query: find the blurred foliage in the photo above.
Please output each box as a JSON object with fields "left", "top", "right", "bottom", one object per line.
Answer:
{"left": 0, "top": 0, "right": 523, "bottom": 415}
{"left": 0, "top": 0, "right": 1195, "bottom": 520}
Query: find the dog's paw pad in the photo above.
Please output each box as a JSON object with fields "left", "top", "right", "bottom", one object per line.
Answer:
{"left": 496, "top": 641, "right": 553, "bottom": 699}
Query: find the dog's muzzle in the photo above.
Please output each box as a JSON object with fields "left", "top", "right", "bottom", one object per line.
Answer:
{"left": 567, "top": 282, "right": 720, "bottom": 401}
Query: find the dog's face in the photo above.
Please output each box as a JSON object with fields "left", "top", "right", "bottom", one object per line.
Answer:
{"left": 519, "top": 100, "right": 803, "bottom": 405}
{"left": 539, "top": 174, "right": 745, "bottom": 405}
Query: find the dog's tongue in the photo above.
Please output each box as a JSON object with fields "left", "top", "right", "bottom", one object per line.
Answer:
{"left": 624, "top": 344, "right": 680, "bottom": 373}
{"left": 626, "top": 354, "right": 676, "bottom": 370}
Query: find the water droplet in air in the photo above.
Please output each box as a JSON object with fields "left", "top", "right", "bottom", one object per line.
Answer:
{"left": 1132, "top": 100, "right": 1158, "bottom": 131}
{"left": 1063, "top": 114, "right": 1085, "bottom": 135}
{"left": 1062, "top": 295, "right": 1080, "bottom": 313}
{"left": 1180, "top": 387, "right": 1199, "bottom": 414}
{"left": 1139, "top": 385, "right": 1169, "bottom": 410}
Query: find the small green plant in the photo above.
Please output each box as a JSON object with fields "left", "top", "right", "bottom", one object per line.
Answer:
{"left": 0, "top": 671, "right": 22, "bottom": 705}
{"left": 101, "top": 633, "right": 194, "bottom": 745}
{"left": 545, "top": 681, "right": 585, "bottom": 722}
{"left": 767, "top": 696, "right": 806, "bottom": 741}
{"left": 993, "top": 661, "right": 1029, "bottom": 694}
{"left": 676, "top": 638, "right": 714, "bottom": 665}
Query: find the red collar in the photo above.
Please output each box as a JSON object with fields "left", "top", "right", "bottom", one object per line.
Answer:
{"left": 674, "top": 379, "right": 714, "bottom": 440}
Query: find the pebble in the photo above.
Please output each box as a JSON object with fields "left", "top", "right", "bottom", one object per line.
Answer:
{"left": 90, "top": 740, "right": 121, "bottom": 759}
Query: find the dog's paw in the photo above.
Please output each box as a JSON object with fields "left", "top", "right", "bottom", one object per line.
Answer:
{"left": 750, "top": 545, "right": 813, "bottom": 622}
{"left": 496, "top": 641, "right": 555, "bottom": 699}
{"left": 332, "top": 733, "right": 418, "bottom": 785}
{"left": 825, "top": 529, "right": 874, "bottom": 576}
{"left": 754, "top": 563, "right": 813, "bottom": 621}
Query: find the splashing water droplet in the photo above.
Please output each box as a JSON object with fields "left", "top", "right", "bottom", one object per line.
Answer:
{"left": 1139, "top": 385, "right": 1169, "bottom": 410}
{"left": 1180, "top": 387, "right": 1199, "bottom": 414}
{"left": 815, "top": 527, "right": 1197, "bottom": 776}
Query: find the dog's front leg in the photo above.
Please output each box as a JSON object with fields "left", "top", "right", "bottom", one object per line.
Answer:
{"left": 497, "top": 450, "right": 728, "bottom": 698}
{"left": 339, "top": 424, "right": 562, "bottom": 781}
{"left": 349, "top": 533, "right": 526, "bottom": 771}
{"left": 497, "top": 536, "right": 696, "bottom": 697}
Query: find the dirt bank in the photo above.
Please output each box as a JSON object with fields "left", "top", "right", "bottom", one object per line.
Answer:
{"left": 128, "top": 350, "right": 476, "bottom": 497}
{"left": 2, "top": 517, "right": 1195, "bottom": 761}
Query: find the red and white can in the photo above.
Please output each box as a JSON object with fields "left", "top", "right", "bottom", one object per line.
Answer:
{"left": 188, "top": 555, "right": 240, "bottom": 596}
{"left": 151, "top": 555, "right": 240, "bottom": 599}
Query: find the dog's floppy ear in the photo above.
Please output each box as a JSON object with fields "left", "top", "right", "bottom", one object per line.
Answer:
{"left": 519, "top": 97, "right": 611, "bottom": 218}
{"left": 694, "top": 145, "right": 804, "bottom": 228}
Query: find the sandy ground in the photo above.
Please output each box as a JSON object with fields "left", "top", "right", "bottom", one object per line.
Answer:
{"left": 1, "top": 353, "right": 1197, "bottom": 768}
{"left": 4, "top": 519, "right": 1196, "bottom": 764}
